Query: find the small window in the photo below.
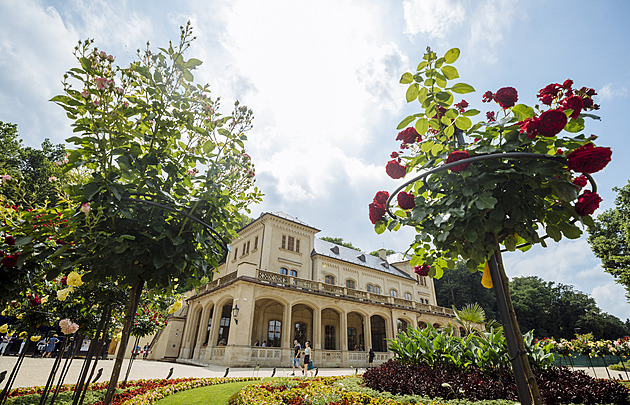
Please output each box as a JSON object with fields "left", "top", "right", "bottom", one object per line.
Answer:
{"left": 233, "top": 247, "right": 238, "bottom": 259}
{"left": 325, "top": 275, "right": 335, "bottom": 285}
{"left": 288, "top": 236, "right": 295, "bottom": 251}
{"left": 324, "top": 325, "right": 336, "bottom": 350}
{"left": 245, "top": 241, "right": 250, "bottom": 254}
{"left": 290, "top": 269, "right": 298, "bottom": 277}
{"left": 280, "top": 267, "right": 288, "bottom": 275}
{"left": 367, "top": 284, "right": 373, "bottom": 293}
{"left": 346, "top": 279, "right": 355, "bottom": 289}
{"left": 390, "top": 289, "right": 398, "bottom": 297}
{"left": 404, "top": 292, "right": 412, "bottom": 300}
{"left": 254, "top": 236, "right": 258, "bottom": 250}
{"left": 268, "top": 320, "right": 281, "bottom": 347}
{"left": 282, "top": 235, "right": 286, "bottom": 250}
{"left": 374, "top": 285, "right": 381, "bottom": 294}
{"left": 295, "top": 239, "right": 300, "bottom": 253}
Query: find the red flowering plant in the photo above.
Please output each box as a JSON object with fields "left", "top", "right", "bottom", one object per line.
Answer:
{"left": 371, "top": 47, "right": 611, "bottom": 276}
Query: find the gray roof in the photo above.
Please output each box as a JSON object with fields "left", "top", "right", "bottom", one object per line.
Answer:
{"left": 313, "top": 239, "right": 414, "bottom": 281}
{"left": 264, "top": 211, "right": 320, "bottom": 231}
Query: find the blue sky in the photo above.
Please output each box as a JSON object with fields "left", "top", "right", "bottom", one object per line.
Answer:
{"left": 1, "top": 0, "right": 629, "bottom": 321}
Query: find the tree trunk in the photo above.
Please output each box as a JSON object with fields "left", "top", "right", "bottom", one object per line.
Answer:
{"left": 103, "top": 279, "right": 144, "bottom": 405}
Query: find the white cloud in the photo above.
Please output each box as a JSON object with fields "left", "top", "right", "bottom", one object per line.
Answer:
{"left": 468, "top": 0, "right": 519, "bottom": 64}
{"left": 403, "top": 0, "right": 466, "bottom": 39}
{"left": 598, "top": 83, "right": 628, "bottom": 102}
{"left": 592, "top": 281, "right": 630, "bottom": 320}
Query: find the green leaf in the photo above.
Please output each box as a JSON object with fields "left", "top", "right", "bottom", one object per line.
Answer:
{"left": 553, "top": 182, "right": 579, "bottom": 202}
{"left": 545, "top": 225, "right": 562, "bottom": 242}
{"left": 444, "top": 48, "right": 460, "bottom": 64}
{"left": 565, "top": 117, "right": 585, "bottom": 133}
{"left": 504, "top": 234, "right": 518, "bottom": 251}
{"left": 15, "top": 236, "right": 33, "bottom": 246}
{"left": 511, "top": 104, "right": 535, "bottom": 120}
{"left": 202, "top": 140, "right": 215, "bottom": 154}
{"left": 397, "top": 115, "right": 416, "bottom": 130}
{"left": 475, "top": 194, "right": 498, "bottom": 210}
{"left": 375, "top": 222, "right": 386, "bottom": 234}
{"left": 133, "top": 65, "right": 152, "bottom": 79}
{"left": 400, "top": 72, "right": 414, "bottom": 84}
{"left": 441, "top": 66, "right": 459, "bottom": 80}
{"left": 415, "top": 118, "right": 429, "bottom": 135}
{"left": 581, "top": 215, "right": 595, "bottom": 228}
{"left": 558, "top": 222, "right": 582, "bottom": 239}
{"left": 418, "top": 87, "right": 429, "bottom": 104}
{"left": 184, "top": 58, "right": 203, "bottom": 69}
{"left": 431, "top": 143, "right": 443, "bottom": 155}
{"left": 463, "top": 109, "right": 480, "bottom": 116}
{"left": 83, "top": 182, "right": 101, "bottom": 201}
{"left": 444, "top": 125, "right": 455, "bottom": 137}
{"left": 421, "top": 140, "right": 434, "bottom": 153}
{"left": 183, "top": 70, "right": 194, "bottom": 82}
{"left": 416, "top": 61, "right": 428, "bottom": 71}
{"left": 79, "top": 57, "right": 92, "bottom": 71}
{"left": 451, "top": 83, "right": 475, "bottom": 94}
{"left": 455, "top": 116, "right": 472, "bottom": 130}
{"left": 406, "top": 83, "right": 419, "bottom": 103}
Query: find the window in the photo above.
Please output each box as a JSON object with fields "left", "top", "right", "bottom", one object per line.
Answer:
{"left": 404, "top": 292, "right": 412, "bottom": 300}
{"left": 280, "top": 267, "right": 288, "bottom": 275}
{"left": 419, "top": 277, "right": 427, "bottom": 286}
{"left": 390, "top": 289, "right": 398, "bottom": 297}
{"left": 397, "top": 319, "right": 408, "bottom": 334}
{"left": 288, "top": 236, "right": 295, "bottom": 251}
{"left": 245, "top": 241, "right": 250, "bottom": 254}
{"left": 233, "top": 247, "right": 238, "bottom": 260}
{"left": 268, "top": 320, "right": 281, "bottom": 347}
{"left": 347, "top": 327, "right": 357, "bottom": 350}
{"left": 290, "top": 269, "right": 298, "bottom": 277}
{"left": 295, "top": 239, "right": 300, "bottom": 253}
{"left": 367, "top": 284, "right": 373, "bottom": 293}
{"left": 282, "top": 235, "right": 286, "bottom": 250}
{"left": 346, "top": 279, "right": 355, "bottom": 289}
{"left": 324, "top": 325, "right": 336, "bottom": 350}
{"left": 217, "top": 305, "right": 232, "bottom": 345}
{"left": 254, "top": 236, "right": 258, "bottom": 250}
{"left": 203, "top": 309, "right": 213, "bottom": 344}
{"left": 294, "top": 322, "right": 307, "bottom": 346}
{"left": 374, "top": 285, "right": 381, "bottom": 294}
{"left": 325, "top": 275, "right": 335, "bottom": 285}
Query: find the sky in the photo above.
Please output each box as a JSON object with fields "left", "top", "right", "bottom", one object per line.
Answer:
{"left": 1, "top": 0, "right": 629, "bottom": 321}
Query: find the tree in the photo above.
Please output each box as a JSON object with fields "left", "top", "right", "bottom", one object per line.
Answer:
{"left": 588, "top": 181, "right": 630, "bottom": 298}
{"left": 369, "top": 249, "right": 396, "bottom": 257}
{"left": 320, "top": 236, "right": 361, "bottom": 251}
{"left": 453, "top": 303, "right": 486, "bottom": 336}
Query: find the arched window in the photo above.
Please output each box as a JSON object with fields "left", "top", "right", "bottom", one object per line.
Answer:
{"left": 290, "top": 269, "right": 298, "bottom": 277}
{"left": 346, "top": 279, "right": 355, "bottom": 289}
{"left": 404, "top": 292, "right": 412, "bottom": 300}
{"left": 347, "top": 327, "right": 357, "bottom": 350}
{"left": 294, "top": 322, "right": 307, "bottom": 346}
{"left": 203, "top": 307, "right": 213, "bottom": 345}
{"left": 268, "top": 320, "right": 282, "bottom": 347}
{"left": 389, "top": 289, "right": 398, "bottom": 297}
{"left": 367, "top": 284, "right": 374, "bottom": 293}
{"left": 217, "top": 304, "right": 232, "bottom": 345}
{"left": 373, "top": 285, "right": 381, "bottom": 294}
{"left": 280, "top": 267, "right": 288, "bottom": 275}
{"left": 324, "top": 325, "right": 336, "bottom": 350}
{"left": 324, "top": 275, "right": 335, "bottom": 285}
{"left": 397, "top": 319, "right": 408, "bottom": 334}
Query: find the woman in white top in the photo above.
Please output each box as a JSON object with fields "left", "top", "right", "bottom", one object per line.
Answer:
{"left": 303, "top": 341, "right": 312, "bottom": 377}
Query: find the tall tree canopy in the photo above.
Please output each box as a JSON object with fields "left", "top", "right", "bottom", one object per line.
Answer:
{"left": 320, "top": 236, "right": 361, "bottom": 251}
{"left": 588, "top": 181, "right": 630, "bottom": 298}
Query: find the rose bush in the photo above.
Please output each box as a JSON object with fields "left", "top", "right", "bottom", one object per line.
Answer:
{"left": 370, "top": 47, "right": 611, "bottom": 277}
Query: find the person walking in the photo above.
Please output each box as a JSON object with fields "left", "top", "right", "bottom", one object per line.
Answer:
{"left": 143, "top": 344, "right": 150, "bottom": 359}
{"left": 368, "top": 348, "right": 375, "bottom": 368}
{"left": 291, "top": 340, "right": 302, "bottom": 376}
{"left": 43, "top": 335, "right": 59, "bottom": 358}
{"left": 303, "top": 341, "right": 313, "bottom": 377}
{"left": 0, "top": 334, "right": 10, "bottom": 356}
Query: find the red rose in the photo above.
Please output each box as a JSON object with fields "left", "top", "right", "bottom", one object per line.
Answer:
{"left": 1, "top": 252, "right": 20, "bottom": 267}
{"left": 28, "top": 295, "right": 41, "bottom": 306}
{"left": 562, "top": 95, "right": 583, "bottom": 119}
{"left": 446, "top": 150, "right": 470, "bottom": 172}
{"left": 386, "top": 160, "right": 407, "bottom": 179}
{"left": 518, "top": 117, "right": 540, "bottom": 138}
{"left": 537, "top": 109, "right": 567, "bottom": 137}
{"left": 455, "top": 100, "right": 468, "bottom": 109}
{"left": 486, "top": 111, "right": 495, "bottom": 122}
{"left": 567, "top": 143, "right": 612, "bottom": 173}
{"left": 537, "top": 83, "right": 561, "bottom": 102}
{"left": 60, "top": 276, "right": 67, "bottom": 285}
{"left": 396, "top": 127, "right": 420, "bottom": 144}
{"left": 482, "top": 91, "right": 493, "bottom": 103}
{"left": 414, "top": 264, "right": 430, "bottom": 277}
{"left": 540, "top": 94, "right": 554, "bottom": 106}
{"left": 574, "top": 191, "right": 602, "bottom": 216}
{"left": 368, "top": 202, "right": 386, "bottom": 224}
{"left": 494, "top": 87, "right": 518, "bottom": 109}
{"left": 572, "top": 175, "right": 588, "bottom": 189}
{"left": 373, "top": 191, "right": 389, "bottom": 205}
{"left": 390, "top": 151, "right": 399, "bottom": 158}
{"left": 563, "top": 79, "right": 573, "bottom": 89}
{"left": 397, "top": 191, "right": 415, "bottom": 210}
{"left": 4, "top": 236, "right": 15, "bottom": 246}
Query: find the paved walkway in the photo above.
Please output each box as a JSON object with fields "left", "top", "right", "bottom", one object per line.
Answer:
{"left": 0, "top": 356, "right": 359, "bottom": 388}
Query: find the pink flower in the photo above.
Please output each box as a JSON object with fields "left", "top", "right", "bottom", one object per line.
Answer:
{"left": 48, "top": 176, "right": 58, "bottom": 182}
{"left": 94, "top": 77, "right": 108, "bottom": 90}
{"left": 93, "top": 100, "right": 99, "bottom": 106}
{"left": 80, "top": 203, "right": 91, "bottom": 213}
{"left": 81, "top": 90, "right": 90, "bottom": 98}
{"left": 1, "top": 174, "right": 12, "bottom": 182}
{"left": 414, "top": 264, "right": 430, "bottom": 277}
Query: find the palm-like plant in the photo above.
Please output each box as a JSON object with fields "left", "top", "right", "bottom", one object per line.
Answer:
{"left": 453, "top": 303, "right": 486, "bottom": 336}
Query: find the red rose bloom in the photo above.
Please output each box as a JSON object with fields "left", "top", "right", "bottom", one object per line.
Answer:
{"left": 373, "top": 191, "right": 389, "bottom": 205}
{"left": 414, "top": 264, "right": 431, "bottom": 277}
{"left": 486, "top": 111, "right": 495, "bottom": 122}
{"left": 390, "top": 151, "right": 399, "bottom": 158}
{"left": 397, "top": 191, "right": 415, "bottom": 210}
{"left": 567, "top": 143, "right": 612, "bottom": 173}
{"left": 563, "top": 79, "right": 573, "bottom": 89}
{"left": 4, "top": 236, "right": 15, "bottom": 246}
{"left": 455, "top": 100, "right": 469, "bottom": 109}
{"left": 537, "top": 83, "right": 561, "bottom": 101}
{"left": 60, "top": 276, "right": 68, "bottom": 285}
{"left": 386, "top": 160, "right": 407, "bottom": 179}
{"left": 396, "top": 127, "right": 420, "bottom": 144}
{"left": 1, "top": 252, "right": 19, "bottom": 267}
{"left": 575, "top": 191, "right": 602, "bottom": 216}
{"left": 446, "top": 150, "right": 470, "bottom": 172}
{"left": 28, "top": 294, "right": 41, "bottom": 306}
{"left": 494, "top": 87, "right": 518, "bottom": 109}
{"left": 572, "top": 175, "right": 588, "bottom": 189}
{"left": 518, "top": 117, "right": 540, "bottom": 138}
{"left": 537, "top": 109, "right": 567, "bottom": 137}
{"left": 562, "top": 95, "right": 583, "bottom": 119}
{"left": 368, "top": 202, "right": 386, "bottom": 224}
{"left": 482, "top": 91, "right": 493, "bottom": 103}
{"left": 540, "top": 94, "right": 554, "bottom": 106}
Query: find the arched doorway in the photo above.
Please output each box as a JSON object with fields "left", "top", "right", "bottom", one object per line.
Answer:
{"left": 291, "top": 304, "right": 314, "bottom": 347}
{"left": 189, "top": 308, "right": 203, "bottom": 358}
{"left": 347, "top": 312, "right": 365, "bottom": 351}
{"left": 252, "top": 298, "right": 285, "bottom": 347}
{"left": 370, "top": 315, "right": 387, "bottom": 352}
{"left": 397, "top": 319, "right": 408, "bottom": 335}
{"left": 216, "top": 303, "right": 232, "bottom": 346}
{"left": 321, "top": 308, "right": 340, "bottom": 350}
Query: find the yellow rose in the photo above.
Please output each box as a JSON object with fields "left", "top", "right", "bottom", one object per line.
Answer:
{"left": 30, "top": 335, "right": 41, "bottom": 342}
{"left": 114, "top": 332, "right": 122, "bottom": 341}
{"left": 0, "top": 324, "right": 7, "bottom": 334}
{"left": 19, "top": 331, "right": 28, "bottom": 339}
{"left": 66, "top": 271, "right": 83, "bottom": 287}
{"left": 57, "top": 286, "right": 74, "bottom": 301}
{"left": 41, "top": 295, "right": 49, "bottom": 304}
{"left": 16, "top": 313, "right": 23, "bottom": 319}
{"left": 167, "top": 299, "right": 183, "bottom": 314}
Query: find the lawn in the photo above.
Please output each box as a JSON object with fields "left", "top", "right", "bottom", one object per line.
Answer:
{"left": 154, "top": 379, "right": 267, "bottom": 405}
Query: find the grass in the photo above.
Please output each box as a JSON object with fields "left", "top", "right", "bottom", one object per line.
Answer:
{"left": 154, "top": 380, "right": 267, "bottom": 405}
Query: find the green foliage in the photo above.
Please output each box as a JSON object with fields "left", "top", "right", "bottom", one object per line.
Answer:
{"left": 453, "top": 303, "right": 486, "bottom": 336}
{"left": 6, "top": 388, "right": 107, "bottom": 405}
{"left": 369, "top": 249, "right": 396, "bottom": 257}
{"left": 588, "top": 181, "right": 630, "bottom": 298}
{"left": 388, "top": 324, "right": 555, "bottom": 371}
{"left": 320, "top": 236, "right": 361, "bottom": 251}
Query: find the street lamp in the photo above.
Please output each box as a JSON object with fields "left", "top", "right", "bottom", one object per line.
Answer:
{"left": 232, "top": 304, "right": 239, "bottom": 325}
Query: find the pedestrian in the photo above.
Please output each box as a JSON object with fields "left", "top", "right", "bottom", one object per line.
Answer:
{"left": 131, "top": 344, "right": 140, "bottom": 359}
{"left": 261, "top": 340, "right": 266, "bottom": 347}
{"left": 368, "top": 348, "right": 375, "bottom": 367}
{"left": 43, "top": 334, "right": 59, "bottom": 358}
{"left": 143, "top": 344, "right": 150, "bottom": 359}
{"left": 0, "top": 334, "right": 10, "bottom": 356}
{"left": 254, "top": 339, "right": 260, "bottom": 346}
{"left": 291, "top": 339, "right": 302, "bottom": 376}
{"left": 303, "top": 341, "right": 313, "bottom": 377}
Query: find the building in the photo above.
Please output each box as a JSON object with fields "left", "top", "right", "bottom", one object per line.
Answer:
{"left": 153, "top": 211, "right": 460, "bottom": 368}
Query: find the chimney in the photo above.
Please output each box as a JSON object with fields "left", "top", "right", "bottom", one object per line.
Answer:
{"left": 378, "top": 248, "right": 387, "bottom": 261}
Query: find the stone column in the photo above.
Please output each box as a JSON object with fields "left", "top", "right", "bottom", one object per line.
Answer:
{"left": 364, "top": 314, "right": 372, "bottom": 352}
{"left": 340, "top": 309, "right": 348, "bottom": 365}
{"left": 313, "top": 307, "right": 321, "bottom": 364}
{"left": 282, "top": 302, "right": 292, "bottom": 363}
